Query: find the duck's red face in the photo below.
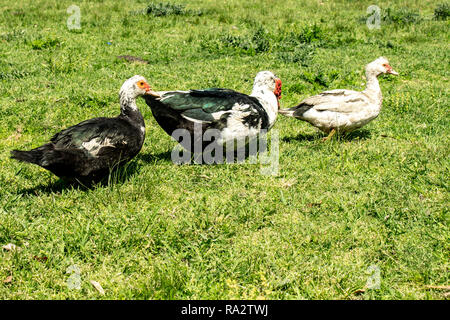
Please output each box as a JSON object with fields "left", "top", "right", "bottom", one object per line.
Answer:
{"left": 273, "top": 78, "right": 282, "bottom": 108}
{"left": 382, "top": 63, "right": 399, "bottom": 76}
{"left": 137, "top": 80, "right": 151, "bottom": 92}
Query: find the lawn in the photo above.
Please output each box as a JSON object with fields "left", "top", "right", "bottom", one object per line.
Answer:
{"left": 0, "top": 0, "right": 448, "bottom": 299}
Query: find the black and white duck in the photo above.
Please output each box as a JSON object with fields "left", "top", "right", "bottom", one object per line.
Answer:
{"left": 279, "top": 57, "right": 398, "bottom": 141}
{"left": 11, "top": 75, "right": 151, "bottom": 183}
{"left": 143, "top": 71, "right": 282, "bottom": 152}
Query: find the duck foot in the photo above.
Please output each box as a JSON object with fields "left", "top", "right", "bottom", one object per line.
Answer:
{"left": 322, "top": 128, "right": 336, "bottom": 142}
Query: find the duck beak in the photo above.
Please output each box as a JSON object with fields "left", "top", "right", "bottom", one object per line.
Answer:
{"left": 386, "top": 65, "right": 399, "bottom": 76}
{"left": 145, "top": 89, "right": 161, "bottom": 98}
{"left": 143, "top": 83, "right": 151, "bottom": 92}
{"left": 388, "top": 69, "right": 399, "bottom": 76}
{"left": 144, "top": 84, "right": 159, "bottom": 97}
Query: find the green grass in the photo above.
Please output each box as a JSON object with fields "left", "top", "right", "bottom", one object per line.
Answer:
{"left": 0, "top": 0, "right": 448, "bottom": 299}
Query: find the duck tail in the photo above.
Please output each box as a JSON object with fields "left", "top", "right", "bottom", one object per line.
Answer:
{"left": 10, "top": 145, "right": 49, "bottom": 165}
{"left": 278, "top": 108, "right": 296, "bottom": 117}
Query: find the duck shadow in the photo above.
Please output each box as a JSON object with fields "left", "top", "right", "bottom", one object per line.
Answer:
{"left": 138, "top": 147, "right": 264, "bottom": 165}
{"left": 340, "top": 129, "right": 372, "bottom": 141}
{"left": 282, "top": 129, "right": 372, "bottom": 143}
{"left": 137, "top": 150, "right": 173, "bottom": 163}
{"left": 17, "top": 179, "right": 86, "bottom": 196}
{"left": 16, "top": 161, "right": 142, "bottom": 196}
{"left": 281, "top": 133, "right": 318, "bottom": 143}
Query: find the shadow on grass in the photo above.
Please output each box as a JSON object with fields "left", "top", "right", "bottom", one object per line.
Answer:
{"left": 17, "top": 179, "right": 85, "bottom": 196}
{"left": 282, "top": 129, "right": 372, "bottom": 142}
{"left": 137, "top": 149, "right": 266, "bottom": 165}
{"left": 281, "top": 133, "right": 318, "bottom": 143}
{"left": 16, "top": 161, "right": 142, "bottom": 195}
{"left": 340, "top": 129, "right": 372, "bottom": 141}
{"left": 137, "top": 150, "right": 173, "bottom": 163}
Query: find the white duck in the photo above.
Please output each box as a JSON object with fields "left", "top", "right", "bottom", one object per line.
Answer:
{"left": 279, "top": 57, "right": 398, "bottom": 140}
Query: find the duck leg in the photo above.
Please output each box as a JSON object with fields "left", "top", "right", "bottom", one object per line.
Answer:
{"left": 322, "top": 128, "right": 336, "bottom": 142}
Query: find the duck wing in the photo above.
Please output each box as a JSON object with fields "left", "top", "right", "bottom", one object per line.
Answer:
{"left": 145, "top": 88, "right": 269, "bottom": 130}
{"left": 51, "top": 117, "right": 140, "bottom": 157}
{"left": 284, "top": 89, "right": 370, "bottom": 117}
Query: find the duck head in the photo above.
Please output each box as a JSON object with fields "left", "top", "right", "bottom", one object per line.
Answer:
{"left": 119, "top": 75, "right": 152, "bottom": 99}
{"left": 366, "top": 57, "right": 399, "bottom": 77}
{"left": 252, "top": 71, "right": 282, "bottom": 109}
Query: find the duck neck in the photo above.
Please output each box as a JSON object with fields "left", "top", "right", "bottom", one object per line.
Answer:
{"left": 251, "top": 85, "right": 278, "bottom": 127}
{"left": 119, "top": 92, "right": 145, "bottom": 128}
{"left": 363, "top": 71, "right": 382, "bottom": 104}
